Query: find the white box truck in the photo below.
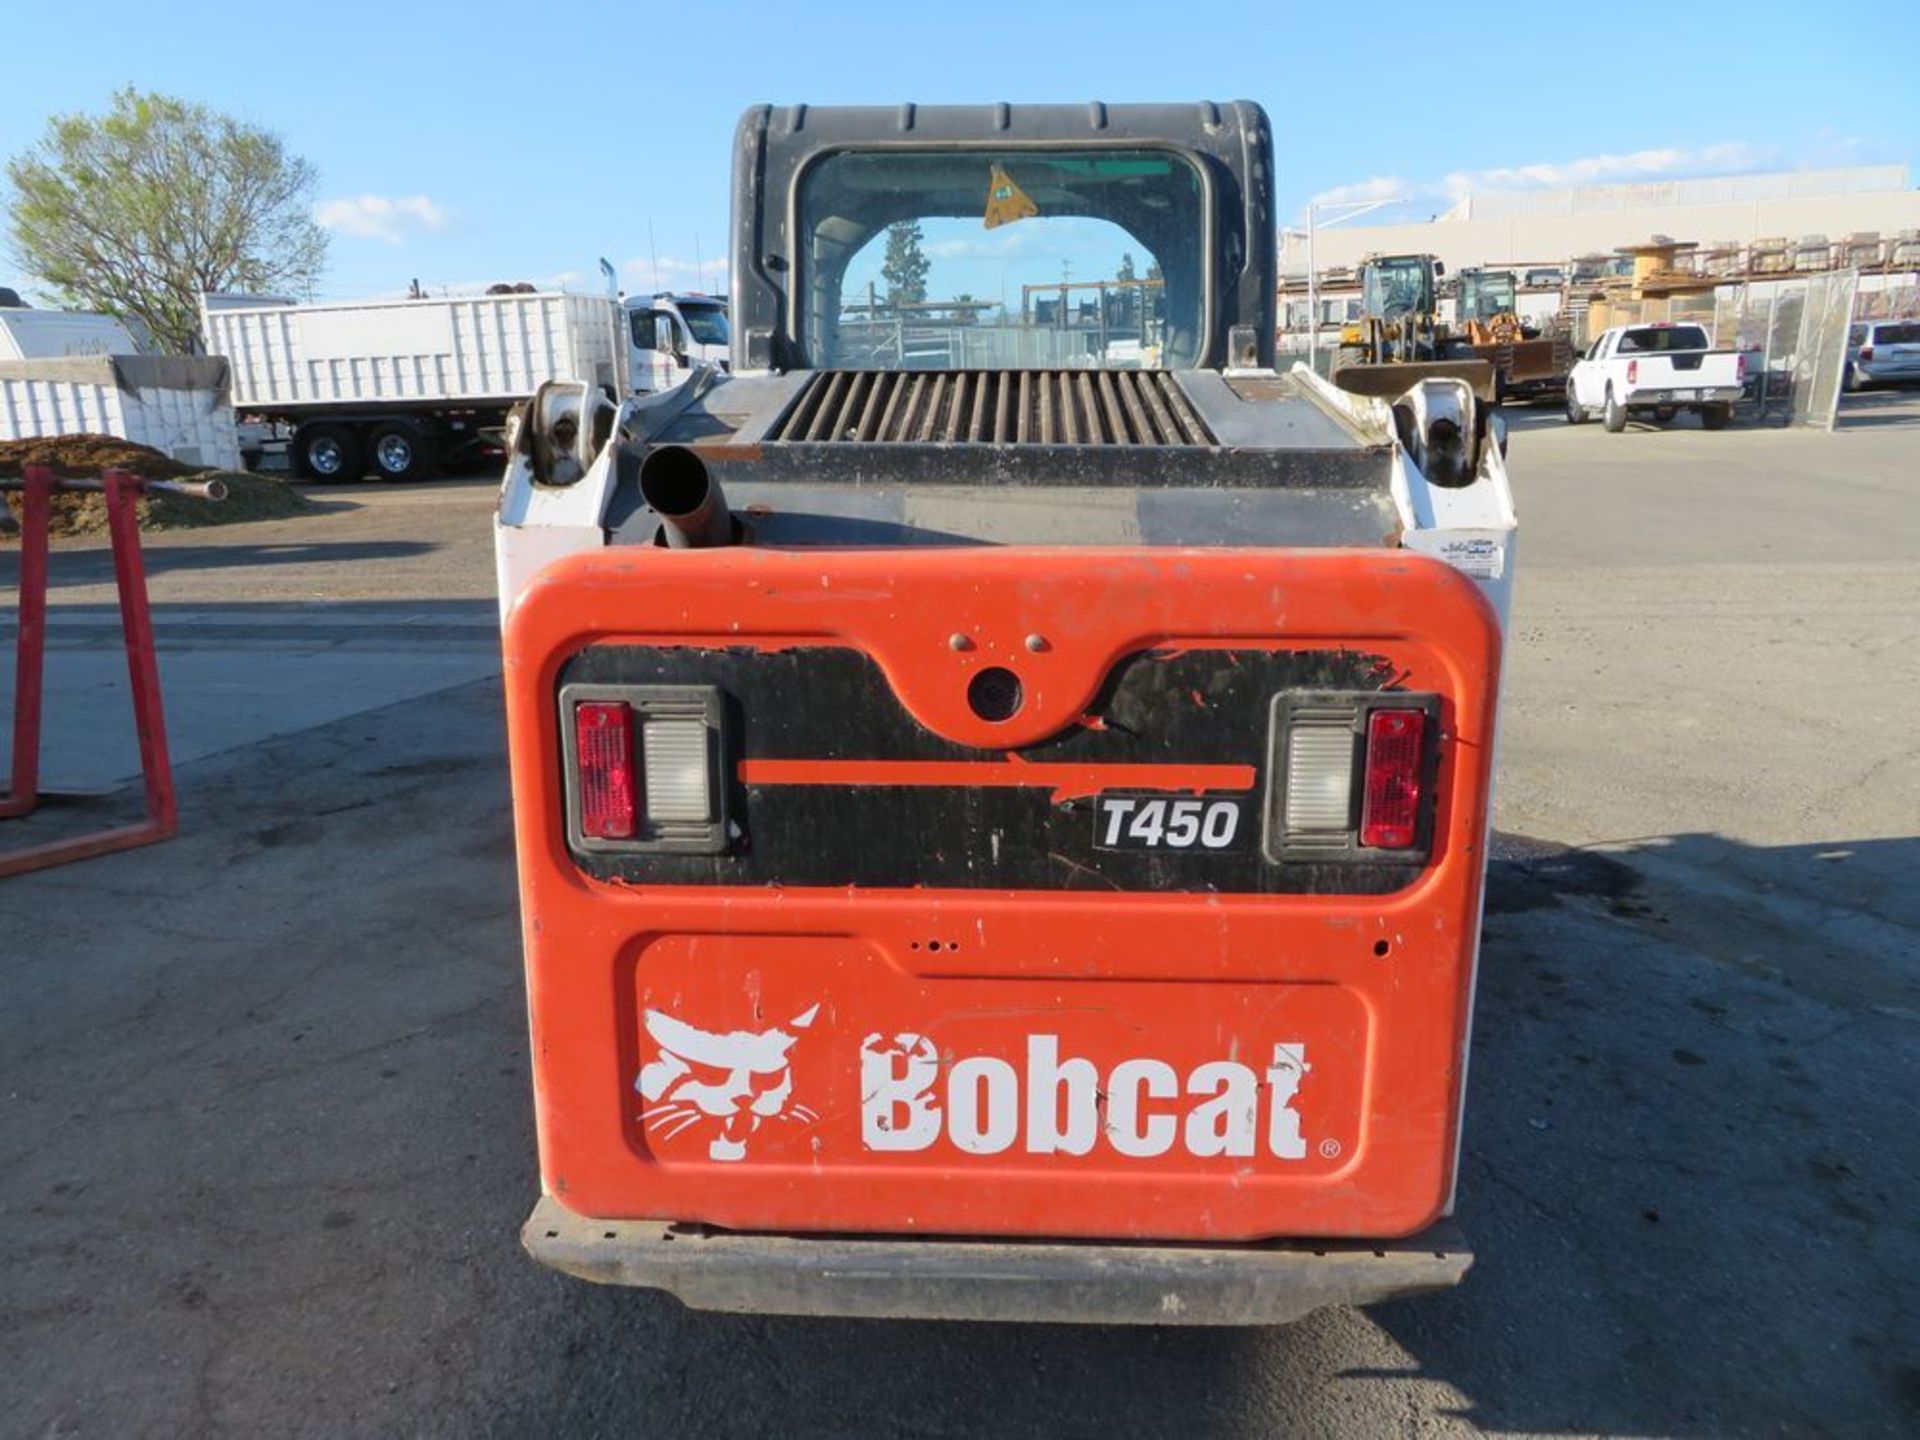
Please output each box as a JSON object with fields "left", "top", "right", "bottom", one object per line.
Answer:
{"left": 201, "top": 290, "right": 629, "bottom": 481}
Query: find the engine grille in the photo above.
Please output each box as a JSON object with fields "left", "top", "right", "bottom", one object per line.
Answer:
{"left": 768, "top": 370, "right": 1217, "bottom": 446}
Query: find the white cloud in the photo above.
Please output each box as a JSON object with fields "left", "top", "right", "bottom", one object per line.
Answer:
{"left": 1308, "top": 175, "right": 1413, "bottom": 210}
{"left": 1440, "top": 142, "right": 1765, "bottom": 198}
{"left": 314, "top": 194, "right": 450, "bottom": 243}
{"left": 1304, "top": 142, "right": 1770, "bottom": 222}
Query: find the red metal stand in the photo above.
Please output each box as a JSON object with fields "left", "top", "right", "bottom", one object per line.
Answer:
{"left": 1, "top": 465, "right": 218, "bottom": 877}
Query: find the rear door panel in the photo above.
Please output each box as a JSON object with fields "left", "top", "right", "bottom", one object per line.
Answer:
{"left": 505, "top": 546, "right": 1502, "bottom": 1242}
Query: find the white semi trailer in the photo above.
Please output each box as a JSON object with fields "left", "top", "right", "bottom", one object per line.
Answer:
{"left": 202, "top": 291, "right": 630, "bottom": 481}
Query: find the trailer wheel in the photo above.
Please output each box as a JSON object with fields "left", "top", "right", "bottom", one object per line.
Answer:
{"left": 1700, "top": 403, "right": 1732, "bottom": 431}
{"left": 293, "top": 422, "right": 362, "bottom": 481}
{"left": 1602, "top": 386, "right": 1628, "bottom": 433}
{"left": 367, "top": 420, "right": 438, "bottom": 482}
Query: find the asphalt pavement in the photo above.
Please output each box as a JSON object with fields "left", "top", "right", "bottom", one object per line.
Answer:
{"left": 2, "top": 393, "right": 1916, "bottom": 1437}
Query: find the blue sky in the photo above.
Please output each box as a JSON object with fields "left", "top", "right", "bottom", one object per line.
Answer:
{"left": 1, "top": 0, "right": 1913, "bottom": 310}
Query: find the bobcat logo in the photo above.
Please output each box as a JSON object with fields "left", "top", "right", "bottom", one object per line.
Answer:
{"left": 637, "top": 1004, "right": 821, "bottom": 1162}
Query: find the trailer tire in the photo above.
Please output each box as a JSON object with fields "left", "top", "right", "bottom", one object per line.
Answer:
{"left": 1700, "top": 403, "right": 1732, "bottom": 431}
{"left": 1602, "top": 387, "right": 1628, "bottom": 433}
{"left": 367, "top": 420, "right": 438, "bottom": 482}
{"left": 240, "top": 447, "right": 264, "bottom": 472}
{"left": 293, "top": 422, "right": 362, "bottom": 482}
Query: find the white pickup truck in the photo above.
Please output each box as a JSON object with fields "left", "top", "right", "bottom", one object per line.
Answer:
{"left": 1565, "top": 322, "right": 1745, "bottom": 432}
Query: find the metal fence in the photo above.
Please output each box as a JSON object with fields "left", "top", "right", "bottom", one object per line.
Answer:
{"left": 833, "top": 322, "right": 1114, "bottom": 370}
{"left": 1712, "top": 269, "right": 1859, "bottom": 430}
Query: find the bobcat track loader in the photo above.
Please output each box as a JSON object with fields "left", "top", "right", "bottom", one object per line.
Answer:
{"left": 495, "top": 101, "right": 1515, "bottom": 1325}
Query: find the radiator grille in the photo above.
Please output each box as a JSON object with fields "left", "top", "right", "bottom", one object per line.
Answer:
{"left": 768, "top": 370, "right": 1217, "bottom": 446}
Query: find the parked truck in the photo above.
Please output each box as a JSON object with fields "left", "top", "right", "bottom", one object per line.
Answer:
{"left": 626, "top": 292, "right": 730, "bottom": 393}
{"left": 495, "top": 100, "right": 1515, "bottom": 1326}
{"left": 201, "top": 290, "right": 631, "bottom": 481}
{"left": 1565, "top": 321, "right": 1745, "bottom": 431}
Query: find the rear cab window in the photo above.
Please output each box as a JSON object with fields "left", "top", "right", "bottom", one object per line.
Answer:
{"left": 1617, "top": 325, "right": 1709, "bottom": 354}
{"left": 1871, "top": 322, "right": 1920, "bottom": 345}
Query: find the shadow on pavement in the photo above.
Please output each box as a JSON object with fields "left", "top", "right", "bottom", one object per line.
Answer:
{"left": 0, "top": 538, "right": 442, "bottom": 590}
{"left": 1836, "top": 386, "right": 1920, "bottom": 429}
{"left": 1, "top": 681, "right": 1913, "bottom": 1437}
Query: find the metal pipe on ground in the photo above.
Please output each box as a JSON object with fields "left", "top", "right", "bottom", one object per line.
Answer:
{"left": 0, "top": 474, "right": 228, "bottom": 500}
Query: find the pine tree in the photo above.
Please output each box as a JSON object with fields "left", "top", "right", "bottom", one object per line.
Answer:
{"left": 881, "top": 221, "right": 930, "bottom": 307}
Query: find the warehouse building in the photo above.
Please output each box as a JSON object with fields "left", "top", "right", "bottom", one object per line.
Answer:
{"left": 1279, "top": 165, "right": 1920, "bottom": 279}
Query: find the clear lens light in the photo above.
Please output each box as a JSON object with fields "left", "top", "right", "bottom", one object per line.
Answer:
{"left": 642, "top": 719, "right": 711, "bottom": 822}
{"left": 1285, "top": 725, "right": 1355, "bottom": 832}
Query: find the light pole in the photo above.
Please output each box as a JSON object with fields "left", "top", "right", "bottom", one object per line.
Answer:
{"left": 1298, "top": 198, "right": 1398, "bottom": 372}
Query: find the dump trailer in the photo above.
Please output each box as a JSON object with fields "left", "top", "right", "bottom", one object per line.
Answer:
{"left": 495, "top": 101, "right": 1516, "bottom": 1326}
{"left": 202, "top": 291, "right": 627, "bottom": 481}
{"left": 0, "top": 307, "right": 242, "bottom": 470}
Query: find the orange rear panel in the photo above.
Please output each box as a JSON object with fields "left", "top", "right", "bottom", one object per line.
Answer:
{"left": 504, "top": 546, "right": 1501, "bottom": 1242}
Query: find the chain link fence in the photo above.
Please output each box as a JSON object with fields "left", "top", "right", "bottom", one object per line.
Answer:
{"left": 1712, "top": 270, "right": 1859, "bottom": 430}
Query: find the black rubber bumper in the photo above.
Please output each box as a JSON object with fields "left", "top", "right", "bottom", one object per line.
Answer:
{"left": 522, "top": 1197, "right": 1471, "bottom": 1326}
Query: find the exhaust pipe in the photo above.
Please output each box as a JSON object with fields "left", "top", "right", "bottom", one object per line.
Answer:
{"left": 638, "top": 444, "right": 735, "bottom": 549}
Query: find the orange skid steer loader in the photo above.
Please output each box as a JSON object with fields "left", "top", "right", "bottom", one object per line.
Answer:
{"left": 495, "top": 101, "right": 1515, "bottom": 1325}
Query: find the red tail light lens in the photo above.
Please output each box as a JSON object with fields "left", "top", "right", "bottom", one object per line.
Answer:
{"left": 1626, "top": 358, "right": 1638, "bottom": 384}
{"left": 1736, "top": 352, "right": 1748, "bottom": 381}
{"left": 1360, "top": 709, "right": 1425, "bottom": 849}
{"left": 1859, "top": 345, "right": 1874, "bottom": 362}
{"left": 575, "top": 701, "right": 637, "bottom": 839}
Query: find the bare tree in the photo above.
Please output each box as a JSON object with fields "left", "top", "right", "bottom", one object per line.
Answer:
{"left": 5, "top": 88, "right": 327, "bottom": 352}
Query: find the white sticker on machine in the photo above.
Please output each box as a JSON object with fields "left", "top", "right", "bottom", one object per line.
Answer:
{"left": 1434, "top": 536, "right": 1505, "bottom": 580}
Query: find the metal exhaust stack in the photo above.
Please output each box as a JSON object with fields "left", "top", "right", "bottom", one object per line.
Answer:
{"left": 639, "top": 445, "right": 735, "bottom": 549}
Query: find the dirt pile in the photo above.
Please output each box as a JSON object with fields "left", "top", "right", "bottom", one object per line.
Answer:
{"left": 0, "top": 434, "right": 314, "bottom": 536}
{"left": 0, "top": 433, "right": 195, "bottom": 480}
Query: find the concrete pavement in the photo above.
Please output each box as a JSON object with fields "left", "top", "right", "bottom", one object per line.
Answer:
{"left": 2, "top": 400, "right": 1916, "bottom": 1436}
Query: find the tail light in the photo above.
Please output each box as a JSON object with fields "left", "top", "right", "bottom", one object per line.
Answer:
{"left": 1626, "top": 359, "right": 1639, "bottom": 384}
{"left": 574, "top": 701, "right": 637, "bottom": 839}
{"left": 562, "top": 684, "right": 728, "bottom": 855}
{"left": 1736, "top": 352, "right": 1748, "bottom": 381}
{"left": 1859, "top": 345, "right": 1874, "bottom": 362}
{"left": 1360, "top": 710, "right": 1426, "bottom": 849}
{"left": 1267, "top": 694, "right": 1438, "bottom": 862}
